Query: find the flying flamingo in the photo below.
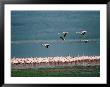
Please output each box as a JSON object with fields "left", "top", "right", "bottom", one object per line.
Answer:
{"left": 41, "top": 43, "right": 50, "bottom": 48}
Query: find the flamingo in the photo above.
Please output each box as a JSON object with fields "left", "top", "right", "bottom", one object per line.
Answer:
{"left": 60, "top": 36, "right": 65, "bottom": 40}
{"left": 11, "top": 56, "right": 100, "bottom": 69}
{"left": 63, "top": 32, "right": 69, "bottom": 37}
{"left": 41, "top": 43, "right": 50, "bottom": 48}
{"left": 76, "top": 30, "right": 87, "bottom": 39}
{"left": 76, "top": 30, "right": 87, "bottom": 36}
{"left": 58, "top": 32, "right": 69, "bottom": 40}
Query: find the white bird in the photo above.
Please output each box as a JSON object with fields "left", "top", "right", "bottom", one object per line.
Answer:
{"left": 76, "top": 31, "right": 87, "bottom": 36}
{"left": 60, "top": 36, "right": 65, "bottom": 40}
{"left": 76, "top": 31, "right": 87, "bottom": 40}
{"left": 41, "top": 43, "right": 50, "bottom": 48}
{"left": 58, "top": 32, "right": 69, "bottom": 40}
{"left": 81, "top": 31, "right": 87, "bottom": 35}
{"left": 63, "top": 32, "right": 69, "bottom": 37}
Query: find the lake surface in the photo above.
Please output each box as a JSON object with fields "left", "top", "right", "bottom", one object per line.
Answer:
{"left": 11, "top": 11, "right": 100, "bottom": 57}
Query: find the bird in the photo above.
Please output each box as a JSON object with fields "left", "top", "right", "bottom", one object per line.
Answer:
{"left": 41, "top": 43, "right": 50, "bottom": 48}
{"left": 76, "top": 30, "right": 87, "bottom": 39}
{"left": 58, "top": 32, "right": 69, "bottom": 40}
{"left": 60, "top": 36, "right": 65, "bottom": 40}
{"left": 63, "top": 32, "right": 69, "bottom": 37}
{"left": 80, "top": 31, "right": 87, "bottom": 36}
{"left": 76, "top": 30, "right": 87, "bottom": 36}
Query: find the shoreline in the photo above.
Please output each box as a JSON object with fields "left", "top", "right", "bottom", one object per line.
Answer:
{"left": 11, "top": 56, "right": 100, "bottom": 69}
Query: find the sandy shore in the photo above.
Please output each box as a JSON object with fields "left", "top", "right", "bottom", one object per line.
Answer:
{"left": 11, "top": 56, "right": 100, "bottom": 69}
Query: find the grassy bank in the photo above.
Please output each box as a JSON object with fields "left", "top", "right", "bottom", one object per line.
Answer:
{"left": 11, "top": 65, "right": 100, "bottom": 77}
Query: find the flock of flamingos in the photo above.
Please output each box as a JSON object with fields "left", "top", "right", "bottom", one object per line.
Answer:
{"left": 11, "top": 31, "right": 100, "bottom": 69}
{"left": 11, "top": 56, "right": 100, "bottom": 69}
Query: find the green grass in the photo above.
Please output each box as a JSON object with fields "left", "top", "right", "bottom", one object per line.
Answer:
{"left": 11, "top": 65, "right": 100, "bottom": 77}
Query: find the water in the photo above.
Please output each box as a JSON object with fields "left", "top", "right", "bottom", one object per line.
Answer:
{"left": 11, "top": 11, "right": 100, "bottom": 57}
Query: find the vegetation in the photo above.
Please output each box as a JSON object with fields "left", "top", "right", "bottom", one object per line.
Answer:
{"left": 11, "top": 65, "right": 100, "bottom": 77}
